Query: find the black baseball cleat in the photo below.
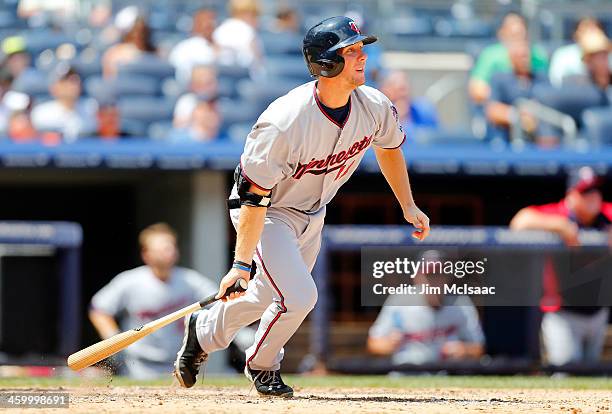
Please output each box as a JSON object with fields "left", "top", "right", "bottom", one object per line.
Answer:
{"left": 244, "top": 366, "right": 294, "bottom": 398}
{"left": 173, "top": 310, "right": 207, "bottom": 388}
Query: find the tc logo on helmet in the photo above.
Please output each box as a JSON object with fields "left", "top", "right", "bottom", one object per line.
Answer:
{"left": 349, "top": 21, "right": 361, "bottom": 34}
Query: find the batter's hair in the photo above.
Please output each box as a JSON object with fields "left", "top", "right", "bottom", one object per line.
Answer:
{"left": 139, "top": 222, "right": 177, "bottom": 249}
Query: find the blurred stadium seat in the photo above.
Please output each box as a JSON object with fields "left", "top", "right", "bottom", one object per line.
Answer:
{"left": 118, "top": 97, "right": 175, "bottom": 136}
{"left": 85, "top": 75, "right": 160, "bottom": 102}
{"left": 12, "top": 70, "right": 48, "bottom": 97}
{"left": 117, "top": 54, "right": 175, "bottom": 80}
{"left": 236, "top": 78, "right": 302, "bottom": 113}
{"left": 22, "top": 30, "right": 78, "bottom": 57}
{"left": 263, "top": 55, "right": 311, "bottom": 81}
{"left": 218, "top": 98, "right": 261, "bottom": 132}
{"left": 147, "top": 120, "right": 174, "bottom": 141}
{"left": 582, "top": 107, "right": 612, "bottom": 146}
{"left": 260, "top": 32, "right": 304, "bottom": 56}
{"left": 532, "top": 83, "right": 607, "bottom": 127}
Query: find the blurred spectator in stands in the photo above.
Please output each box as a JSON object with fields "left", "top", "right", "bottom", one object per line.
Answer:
{"left": 367, "top": 251, "right": 485, "bottom": 365}
{"left": 0, "top": 68, "right": 15, "bottom": 135}
{"left": 270, "top": 6, "right": 301, "bottom": 34}
{"left": 173, "top": 65, "right": 219, "bottom": 128}
{"left": 0, "top": 67, "right": 33, "bottom": 138}
{"left": 469, "top": 12, "right": 548, "bottom": 104}
{"left": 486, "top": 40, "right": 555, "bottom": 146}
{"left": 510, "top": 167, "right": 611, "bottom": 366}
{"left": 380, "top": 70, "right": 438, "bottom": 136}
{"left": 31, "top": 63, "right": 97, "bottom": 142}
{"left": 169, "top": 97, "right": 223, "bottom": 143}
{"left": 214, "top": 0, "right": 264, "bottom": 73}
{"left": 8, "top": 110, "right": 37, "bottom": 141}
{"left": 169, "top": 8, "right": 219, "bottom": 86}
{"left": 1, "top": 36, "right": 35, "bottom": 81}
{"left": 90, "top": 223, "right": 218, "bottom": 379}
{"left": 102, "top": 7, "right": 156, "bottom": 78}
{"left": 566, "top": 29, "right": 612, "bottom": 96}
{"left": 18, "top": 0, "right": 79, "bottom": 21}
{"left": 549, "top": 18, "right": 611, "bottom": 87}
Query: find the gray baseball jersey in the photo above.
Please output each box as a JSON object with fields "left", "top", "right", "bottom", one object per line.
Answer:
{"left": 240, "top": 80, "right": 405, "bottom": 213}
{"left": 369, "top": 294, "right": 485, "bottom": 365}
{"left": 195, "top": 80, "right": 407, "bottom": 371}
{"left": 91, "top": 266, "right": 216, "bottom": 376}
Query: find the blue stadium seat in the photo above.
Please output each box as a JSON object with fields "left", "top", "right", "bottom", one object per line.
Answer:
{"left": 582, "top": 107, "right": 612, "bottom": 146}
{"left": 22, "top": 30, "right": 76, "bottom": 57}
{"left": 409, "top": 128, "right": 482, "bottom": 146}
{"left": 263, "top": 55, "right": 310, "bottom": 81}
{"left": 119, "top": 119, "right": 148, "bottom": 137}
{"left": 218, "top": 98, "right": 260, "bottom": 128}
{"left": 117, "top": 54, "right": 175, "bottom": 80}
{"left": 85, "top": 75, "right": 159, "bottom": 102}
{"left": 532, "top": 83, "right": 607, "bottom": 127}
{"left": 389, "top": 16, "right": 434, "bottom": 36}
{"left": 260, "top": 32, "right": 303, "bottom": 56}
{"left": 71, "top": 53, "right": 103, "bottom": 78}
{"left": 227, "top": 121, "right": 255, "bottom": 142}
{"left": 12, "top": 70, "right": 49, "bottom": 96}
{"left": 216, "top": 64, "right": 250, "bottom": 82}
{"left": 0, "top": 10, "right": 25, "bottom": 29}
{"left": 148, "top": 120, "right": 174, "bottom": 140}
{"left": 434, "top": 18, "right": 494, "bottom": 38}
{"left": 236, "top": 78, "right": 302, "bottom": 113}
{"left": 118, "top": 97, "right": 175, "bottom": 135}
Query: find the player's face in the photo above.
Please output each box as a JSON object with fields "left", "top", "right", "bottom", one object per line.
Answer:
{"left": 338, "top": 41, "right": 368, "bottom": 87}
{"left": 568, "top": 188, "right": 603, "bottom": 223}
{"left": 142, "top": 233, "right": 179, "bottom": 270}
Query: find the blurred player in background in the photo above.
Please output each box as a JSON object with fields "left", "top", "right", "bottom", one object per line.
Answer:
{"left": 367, "top": 251, "right": 484, "bottom": 365}
{"left": 510, "top": 167, "right": 611, "bottom": 366}
{"left": 89, "top": 223, "right": 217, "bottom": 379}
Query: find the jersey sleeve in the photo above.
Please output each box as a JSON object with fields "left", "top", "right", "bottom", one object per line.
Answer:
{"left": 368, "top": 305, "right": 397, "bottom": 338}
{"left": 529, "top": 201, "right": 567, "bottom": 216}
{"left": 184, "top": 270, "right": 218, "bottom": 300}
{"left": 240, "top": 121, "right": 292, "bottom": 191}
{"left": 454, "top": 297, "right": 485, "bottom": 344}
{"left": 90, "top": 273, "right": 129, "bottom": 316}
{"left": 372, "top": 97, "right": 406, "bottom": 149}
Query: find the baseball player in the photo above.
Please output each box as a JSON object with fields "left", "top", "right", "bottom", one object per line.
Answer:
{"left": 90, "top": 223, "right": 217, "bottom": 379}
{"left": 174, "top": 16, "right": 430, "bottom": 397}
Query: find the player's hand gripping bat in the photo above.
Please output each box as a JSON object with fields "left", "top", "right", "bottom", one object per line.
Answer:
{"left": 67, "top": 279, "right": 248, "bottom": 371}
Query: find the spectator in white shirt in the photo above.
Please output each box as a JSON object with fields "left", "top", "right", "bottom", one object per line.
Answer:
{"left": 31, "top": 64, "right": 97, "bottom": 142}
{"left": 213, "top": 0, "right": 264, "bottom": 72}
{"left": 173, "top": 65, "right": 219, "bottom": 128}
{"left": 169, "top": 8, "right": 219, "bottom": 86}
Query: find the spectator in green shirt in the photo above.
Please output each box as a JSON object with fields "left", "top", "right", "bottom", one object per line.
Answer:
{"left": 469, "top": 12, "right": 548, "bottom": 104}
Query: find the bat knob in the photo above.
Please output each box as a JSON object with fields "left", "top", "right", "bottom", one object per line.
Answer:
{"left": 226, "top": 278, "right": 248, "bottom": 295}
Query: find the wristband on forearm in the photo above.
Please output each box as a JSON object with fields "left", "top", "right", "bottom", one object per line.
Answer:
{"left": 232, "top": 260, "right": 252, "bottom": 272}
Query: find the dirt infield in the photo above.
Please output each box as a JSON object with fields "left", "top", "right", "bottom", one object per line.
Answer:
{"left": 3, "top": 385, "right": 611, "bottom": 414}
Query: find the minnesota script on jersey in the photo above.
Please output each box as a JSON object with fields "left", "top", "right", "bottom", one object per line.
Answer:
{"left": 240, "top": 81, "right": 406, "bottom": 213}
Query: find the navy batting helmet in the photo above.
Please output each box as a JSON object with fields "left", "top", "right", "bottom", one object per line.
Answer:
{"left": 302, "top": 16, "right": 377, "bottom": 78}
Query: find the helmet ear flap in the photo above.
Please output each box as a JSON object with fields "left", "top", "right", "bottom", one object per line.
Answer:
{"left": 316, "top": 59, "right": 344, "bottom": 78}
{"left": 315, "top": 50, "right": 345, "bottom": 78}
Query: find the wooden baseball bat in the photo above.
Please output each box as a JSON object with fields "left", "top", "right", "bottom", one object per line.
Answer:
{"left": 67, "top": 279, "right": 248, "bottom": 371}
